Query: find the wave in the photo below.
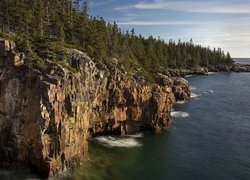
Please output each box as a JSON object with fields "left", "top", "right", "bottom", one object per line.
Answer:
{"left": 191, "top": 93, "right": 201, "bottom": 98}
{"left": 190, "top": 86, "right": 197, "bottom": 90}
{"left": 171, "top": 111, "right": 190, "bottom": 118}
{"left": 125, "top": 133, "right": 144, "bottom": 138}
{"left": 209, "top": 90, "right": 214, "bottom": 94}
{"left": 176, "top": 100, "right": 187, "bottom": 104}
{"left": 203, "top": 90, "right": 214, "bottom": 94}
{"left": 208, "top": 72, "right": 217, "bottom": 75}
{"left": 185, "top": 75, "right": 193, "bottom": 78}
{"left": 94, "top": 136, "right": 142, "bottom": 148}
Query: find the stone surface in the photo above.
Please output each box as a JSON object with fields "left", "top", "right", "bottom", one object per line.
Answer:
{"left": 231, "top": 64, "right": 250, "bottom": 72}
{"left": 0, "top": 40, "right": 190, "bottom": 178}
{"left": 0, "top": 39, "right": 24, "bottom": 67}
{"left": 172, "top": 77, "right": 191, "bottom": 101}
{"left": 164, "top": 67, "right": 208, "bottom": 77}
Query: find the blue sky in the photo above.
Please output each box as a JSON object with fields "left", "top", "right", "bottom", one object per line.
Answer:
{"left": 89, "top": 0, "right": 250, "bottom": 57}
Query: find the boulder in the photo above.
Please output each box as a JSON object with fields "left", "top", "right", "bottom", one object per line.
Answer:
{"left": 172, "top": 77, "right": 190, "bottom": 101}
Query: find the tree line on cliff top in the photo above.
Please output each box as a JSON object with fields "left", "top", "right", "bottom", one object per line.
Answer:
{"left": 0, "top": 0, "right": 233, "bottom": 76}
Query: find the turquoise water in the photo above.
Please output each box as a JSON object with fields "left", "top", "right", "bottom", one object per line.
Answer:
{"left": 69, "top": 72, "right": 250, "bottom": 180}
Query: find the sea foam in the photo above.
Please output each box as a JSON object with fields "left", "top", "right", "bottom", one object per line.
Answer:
{"left": 190, "top": 86, "right": 197, "bottom": 90}
{"left": 125, "top": 133, "right": 144, "bottom": 138}
{"left": 209, "top": 90, "right": 214, "bottom": 94}
{"left": 208, "top": 72, "right": 217, "bottom": 75}
{"left": 171, "top": 111, "right": 190, "bottom": 118}
{"left": 176, "top": 101, "right": 187, "bottom": 104}
{"left": 191, "top": 93, "right": 201, "bottom": 98}
{"left": 94, "top": 136, "right": 142, "bottom": 148}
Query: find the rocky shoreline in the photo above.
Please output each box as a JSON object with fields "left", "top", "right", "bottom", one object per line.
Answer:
{"left": 164, "top": 63, "right": 250, "bottom": 77}
{"left": 0, "top": 39, "right": 190, "bottom": 178}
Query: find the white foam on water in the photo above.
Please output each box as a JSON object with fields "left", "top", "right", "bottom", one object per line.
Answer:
{"left": 171, "top": 111, "right": 190, "bottom": 118}
{"left": 176, "top": 101, "right": 187, "bottom": 104}
{"left": 209, "top": 90, "right": 214, "bottom": 94}
{"left": 190, "top": 86, "right": 197, "bottom": 90}
{"left": 94, "top": 136, "right": 142, "bottom": 148}
{"left": 208, "top": 72, "right": 217, "bottom": 75}
{"left": 125, "top": 133, "right": 144, "bottom": 138}
{"left": 191, "top": 93, "right": 201, "bottom": 98}
{"left": 185, "top": 75, "right": 193, "bottom": 78}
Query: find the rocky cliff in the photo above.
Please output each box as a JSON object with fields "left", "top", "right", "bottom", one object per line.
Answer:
{"left": 0, "top": 39, "right": 190, "bottom": 177}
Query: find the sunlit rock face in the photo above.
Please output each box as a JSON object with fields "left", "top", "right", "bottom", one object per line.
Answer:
{"left": 0, "top": 41, "right": 190, "bottom": 178}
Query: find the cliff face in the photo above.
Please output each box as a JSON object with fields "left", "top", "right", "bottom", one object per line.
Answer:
{"left": 0, "top": 40, "right": 190, "bottom": 177}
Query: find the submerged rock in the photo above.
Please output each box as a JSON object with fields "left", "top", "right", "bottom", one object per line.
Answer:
{"left": 0, "top": 40, "right": 190, "bottom": 177}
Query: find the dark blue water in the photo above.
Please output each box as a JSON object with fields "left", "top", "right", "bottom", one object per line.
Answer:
{"left": 70, "top": 72, "right": 250, "bottom": 180}
{"left": 234, "top": 58, "right": 250, "bottom": 64}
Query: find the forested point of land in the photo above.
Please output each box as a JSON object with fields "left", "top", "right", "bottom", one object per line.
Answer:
{"left": 0, "top": 0, "right": 234, "bottom": 79}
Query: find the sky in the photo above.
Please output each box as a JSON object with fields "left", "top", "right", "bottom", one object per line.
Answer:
{"left": 88, "top": 0, "right": 250, "bottom": 57}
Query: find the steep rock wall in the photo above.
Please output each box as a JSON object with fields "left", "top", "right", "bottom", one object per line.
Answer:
{"left": 0, "top": 42, "right": 190, "bottom": 177}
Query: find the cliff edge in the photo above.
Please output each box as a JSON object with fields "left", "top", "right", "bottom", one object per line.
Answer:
{"left": 0, "top": 39, "right": 190, "bottom": 177}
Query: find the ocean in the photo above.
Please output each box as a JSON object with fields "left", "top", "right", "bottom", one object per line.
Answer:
{"left": 234, "top": 58, "right": 250, "bottom": 64}
{"left": 69, "top": 72, "right": 250, "bottom": 180}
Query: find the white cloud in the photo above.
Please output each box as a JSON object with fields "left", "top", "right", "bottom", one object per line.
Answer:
{"left": 115, "top": 0, "right": 250, "bottom": 14}
{"left": 117, "top": 20, "right": 215, "bottom": 25}
{"left": 114, "top": 4, "right": 134, "bottom": 11}
{"left": 112, "top": 0, "right": 250, "bottom": 57}
{"left": 89, "top": 0, "right": 115, "bottom": 7}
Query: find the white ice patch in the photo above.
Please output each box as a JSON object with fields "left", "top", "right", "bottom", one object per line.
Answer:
{"left": 94, "top": 136, "right": 142, "bottom": 148}
{"left": 171, "top": 111, "right": 190, "bottom": 118}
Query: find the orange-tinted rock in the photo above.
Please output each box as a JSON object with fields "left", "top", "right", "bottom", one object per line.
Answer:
{"left": 0, "top": 43, "right": 190, "bottom": 177}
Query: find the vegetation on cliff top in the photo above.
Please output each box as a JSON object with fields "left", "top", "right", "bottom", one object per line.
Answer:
{"left": 0, "top": 0, "right": 233, "bottom": 78}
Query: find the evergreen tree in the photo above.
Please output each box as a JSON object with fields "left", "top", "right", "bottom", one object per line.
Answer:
{"left": 0, "top": 0, "right": 234, "bottom": 76}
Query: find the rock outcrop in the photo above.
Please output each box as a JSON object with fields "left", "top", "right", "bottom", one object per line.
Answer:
{"left": 231, "top": 64, "right": 250, "bottom": 72}
{"left": 208, "top": 63, "right": 250, "bottom": 72}
{"left": 0, "top": 40, "right": 190, "bottom": 177}
{"left": 156, "top": 73, "right": 191, "bottom": 101}
{"left": 0, "top": 39, "right": 24, "bottom": 67}
{"left": 164, "top": 67, "right": 208, "bottom": 77}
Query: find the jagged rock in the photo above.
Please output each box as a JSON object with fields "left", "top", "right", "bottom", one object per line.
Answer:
{"left": 0, "top": 39, "right": 190, "bottom": 178}
{"left": 214, "top": 64, "right": 232, "bottom": 72}
{"left": 164, "top": 67, "right": 208, "bottom": 77}
{"left": 231, "top": 64, "right": 250, "bottom": 72}
{"left": 155, "top": 73, "right": 174, "bottom": 86}
{"left": 172, "top": 77, "right": 191, "bottom": 101}
{"left": 0, "top": 39, "right": 24, "bottom": 67}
